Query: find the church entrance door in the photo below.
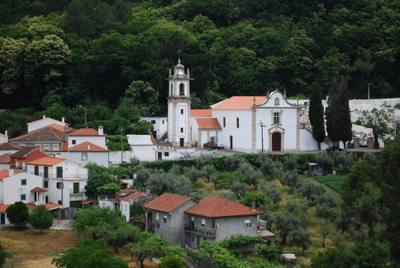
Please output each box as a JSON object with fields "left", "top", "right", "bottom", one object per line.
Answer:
{"left": 272, "top": 133, "right": 281, "bottom": 151}
{"left": 180, "top": 138, "right": 184, "bottom": 147}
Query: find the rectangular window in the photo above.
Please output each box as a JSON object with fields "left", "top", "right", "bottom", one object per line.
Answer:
{"left": 180, "top": 128, "right": 183, "bottom": 133}
{"left": 223, "top": 117, "right": 226, "bottom": 128}
{"left": 151, "top": 120, "right": 156, "bottom": 124}
{"left": 34, "top": 166, "right": 39, "bottom": 176}
{"left": 244, "top": 219, "right": 251, "bottom": 227}
{"left": 236, "top": 117, "right": 239, "bottom": 128}
{"left": 163, "top": 216, "right": 167, "bottom": 223}
{"left": 73, "top": 182, "right": 79, "bottom": 194}
{"left": 21, "top": 194, "right": 26, "bottom": 201}
{"left": 274, "top": 112, "right": 280, "bottom": 124}
{"left": 21, "top": 179, "right": 26, "bottom": 186}
{"left": 162, "top": 120, "right": 165, "bottom": 124}
{"left": 57, "top": 167, "right": 62, "bottom": 178}
{"left": 57, "top": 182, "right": 63, "bottom": 189}
{"left": 164, "top": 152, "right": 169, "bottom": 157}
{"left": 212, "top": 221, "right": 215, "bottom": 228}
{"left": 201, "top": 218, "right": 206, "bottom": 226}
{"left": 43, "top": 144, "right": 50, "bottom": 150}
{"left": 156, "top": 212, "right": 159, "bottom": 220}
{"left": 58, "top": 200, "right": 62, "bottom": 205}
{"left": 52, "top": 144, "right": 59, "bottom": 150}
{"left": 43, "top": 180, "right": 49, "bottom": 188}
{"left": 82, "top": 153, "right": 88, "bottom": 161}
{"left": 180, "top": 109, "right": 184, "bottom": 114}
{"left": 44, "top": 167, "right": 48, "bottom": 178}
{"left": 72, "top": 140, "right": 76, "bottom": 145}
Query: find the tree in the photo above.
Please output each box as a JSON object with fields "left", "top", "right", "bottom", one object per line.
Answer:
{"left": 334, "top": 209, "right": 354, "bottom": 234}
{"left": 224, "top": 154, "right": 245, "bottom": 171}
{"left": 297, "top": 181, "right": 325, "bottom": 202}
{"left": 72, "top": 206, "right": 124, "bottom": 234}
{"left": 158, "top": 255, "right": 186, "bottom": 268}
{"left": 52, "top": 238, "right": 128, "bottom": 268}
{"left": 272, "top": 212, "right": 300, "bottom": 245}
{"left": 201, "top": 164, "right": 216, "bottom": 182}
{"left": 6, "top": 201, "right": 29, "bottom": 227}
{"left": 318, "top": 219, "right": 332, "bottom": 247}
{"left": 183, "top": 166, "right": 205, "bottom": 185}
{"left": 363, "top": 107, "right": 394, "bottom": 149}
{"left": 240, "top": 192, "right": 270, "bottom": 209}
{"left": 332, "top": 151, "right": 356, "bottom": 172}
{"left": 84, "top": 163, "right": 115, "bottom": 199}
{"left": 289, "top": 227, "right": 312, "bottom": 256}
{"left": 311, "top": 248, "right": 357, "bottom": 268}
{"left": 261, "top": 183, "right": 282, "bottom": 204}
{"left": 315, "top": 194, "right": 337, "bottom": 219}
{"left": 309, "top": 82, "right": 326, "bottom": 150}
{"left": 283, "top": 154, "right": 298, "bottom": 172}
{"left": 281, "top": 170, "right": 302, "bottom": 192}
{"left": 230, "top": 180, "right": 249, "bottom": 199}
{"left": 315, "top": 152, "right": 332, "bottom": 172}
{"left": 29, "top": 205, "right": 53, "bottom": 232}
{"left": 124, "top": 233, "right": 168, "bottom": 268}
{"left": 286, "top": 199, "right": 299, "bottom": 214}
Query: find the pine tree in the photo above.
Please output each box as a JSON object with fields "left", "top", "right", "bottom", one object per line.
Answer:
{"left": 309, "top": 82, "right": 325, "bottom": 150}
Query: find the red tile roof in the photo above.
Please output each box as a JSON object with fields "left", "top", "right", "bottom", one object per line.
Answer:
{"left": 0, "top": 153, "right": 11, "bottom": 164}
{"left": 0, "top": 170, "right": 23, "bottom": 180}
{"left": 195, "top": 118, "right": 222, "bottom": 129}
{"left": 68, "top": 128, "right": 105, "bottom": 136}
{"left": 185, "top": 196, "right": 264, "bottom": 218}
{"left": 0, "top": 133, "right": 7, "bottom": 137}
{"left": 9, "top": 125, "right": 74, "bottom": 142}
{"left": 0, "top": 204, "right": 9, "bottom": 212}
{"left": 82, "top": 199, "right": 94, "bottom": 205}
{"left": 212, "top": 96, "right": 266, "bottom": 110}
{"left": 62, "top": 142, "right": 68, "bottom": 150}
{"left": 27, "top": 156, "right": 65, "bottom": 166}
{"left": 68, "top": 141, "right": 109, "bottom": 152}
{"left": 31, "top": 186, "right": 47, "bottom": 192}
{"left": 144, "top": 193, "right": 197, "bottom": 213}
{"left": 27, "top": 117, "right": 69, "bottom": 126}
{"left": 118, "top": 191, "right": 147, "bottom": 202}
{"left": 0, "top": 143, "right": 22, "bottom": 150}
{"left": 0, "top": 202, "right": 61, "bottom": 212}
{"left": 191, "top": 109, "right": 212, "bottom": 117}
{"left": 119, "top": 188, "right": 138, "bottom": 194}
{"left": 44, "top": 203, "right": 62, "bottom": 210}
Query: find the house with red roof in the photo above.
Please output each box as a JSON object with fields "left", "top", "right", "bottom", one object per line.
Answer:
{"left": 0, "top": 131, "right": 8, "bottom": 143}
{"left": 139, "top": 117, "right": 168, "bottom": 140}
{"left": 27, "top": 115, "right": 69, "bottom": 133}
{"left": 0, "top": 143, "right": 22, "bottom": 156}
{"left": 0, "top": 153, "right": 11, "bottom": 170}
{"left": 26, "top": 156, "right": 88, "bottom": 209}
{"left": 144, "top": 193, "right": 198, "bottom": 246}
{"left": 67, "top": 127, "right": 106, "bottom": 149}
{"left": 0, "top": 170, "right": 61, "bottom": 225}
{"left": 9, "top": 147, "right": 48, "bottom": 170}
{"left": 144, "top": 194, "right": 275, "bottom": 249}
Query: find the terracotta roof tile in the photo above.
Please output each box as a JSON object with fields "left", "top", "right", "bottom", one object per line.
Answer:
{"left": 0, "top": 170, "right": 23, "bottom": 180}
{"left": 0, "top": 153, "right": 11, "bottom": 164}
{"left": 190, "top": 109, "right": 212, "bottom": 117}
{"left": 212, "top": 96, "right": 266, "bottom": 110}
{"left": 118, "top": 191, "right": 147, "bottom": 202}
{"left": 144, "top": 193, "right": 197, "bottom": 213}
{"left": 27, "top": 117, "right": 69, "bottom": 126}
{"left": 31, "top": 186, "right": 47, "bottom": 192}
{"left": 195, "top": 118, "right": 222, "bottom": 129}
{"left": 0, "top": 133, "right": 7, "bottom": 137}
{"left": 185, "top": 196, "right": 264, "bottom": 218}
{"left": 9, "top": 125, "right": 74, "bottom": 142}
{"left": 119, "top": 188, "right": 138, "bottom": 194}
{"left": 27, "top": 156, "right": 65, "bottom": 166}
{"left": 0, "top": 204, "right": 9, "bottom": 212}
{"left": 68, "top": 128, "right": 105, "bottom": 136}
{"left": 0, "top": 143, "right": 22, "bottom": 150}
{"left": 68, "top": 141, "right": 109, "bottom": 152}
{"left": 0, "top": 202, "right": 61, "bottom": 212}
{"left": 82, "top": 199, "right": 94, "bottom": 205}
{"left": 44, "top": 203, "right": 62, "bottom": 210}
{"left": 10, "top": 147, "right": 37, "bottom": 158}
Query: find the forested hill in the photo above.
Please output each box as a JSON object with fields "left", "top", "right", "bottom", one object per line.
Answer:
{"left": 0, "top": 0, "right": 399, "bottom": 113}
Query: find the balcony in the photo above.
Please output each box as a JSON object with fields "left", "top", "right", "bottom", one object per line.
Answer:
{"left": 30, "top": 200, "right": 45, "bottom": 206}
{"left": 184, "top": 224, "right": 216, "bottom": 238}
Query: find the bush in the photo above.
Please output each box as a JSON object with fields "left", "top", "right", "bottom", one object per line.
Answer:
{"left": 158, "top": 255, "right": 186, "bottom": 268}
{"left": 255, "top": 243, "right": 283, "bottom": 261}
{"left": 29, "top": 205, "right": 53, "bottom": 232}
{"left": 6, "top": 201, "right": 29, "bottom": 227}
{"left": 315, "top": 175, "right": 345, "bottom": 193}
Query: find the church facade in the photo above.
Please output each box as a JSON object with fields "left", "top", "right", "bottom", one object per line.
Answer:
{"left": 167, "top": 60, "right": 322, "bottom": 153}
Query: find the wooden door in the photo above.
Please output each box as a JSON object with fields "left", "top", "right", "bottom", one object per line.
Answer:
{"left": 152, "top": 131, "right": 157, "bottom": 140}
{"left": 180, "top": 138, "right": 184, "bottom": 147}
{"left": 196, "top": 236, "right": 201, "bottom": 248}
{"left": 230, "top": 136, "right": 233, "bottom": 150}
{"left": 272, "top": 133, "right": 281, "bottom": 151}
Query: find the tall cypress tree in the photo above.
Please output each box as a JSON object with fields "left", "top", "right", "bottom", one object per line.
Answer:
{"left": 325, "top": 78, "right": 340, "bottom": 146}
{"left": 309, "top": 82, "right": 325, "bottom": 150}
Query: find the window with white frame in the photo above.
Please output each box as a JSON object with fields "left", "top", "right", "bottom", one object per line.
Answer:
{"left": 274, "top": 98, "right": 279, "bottom": 105}
{"left": 82, "top": 153, "right": 88, "bottom": 161}
{"left": 274, "top": 112, "right": 280, "bottom": 124}
{"left": 201, "top": 218, "right": 206, "bottom": 226}
{"left": 163, "top": 216, "right": 167, "bottom": 223}
{"left": 244, "top": 219, "right": 251, "bottom": 227}
{"left": 156, "top": 212, "right": 159, "bottom": 220}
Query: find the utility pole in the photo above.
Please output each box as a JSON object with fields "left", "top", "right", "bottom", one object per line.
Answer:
{"left": 367, "top": 83, "right": 372, "bottom": 100}
{"left": 259, "top": 121, "right": 265, "bottom": 152}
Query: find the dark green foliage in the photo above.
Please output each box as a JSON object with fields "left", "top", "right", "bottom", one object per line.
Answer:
{"left": 158, "top": 255, "right": 186, "bottom": 268}
{"left": 272, "top": 212, "right": 300, "bottom": 245}
{"left": 297, "top": 181, "right": 326, "bottom": 201}
{"left": 196, "top": 155, "right": 213, "bottom": 170}
{"left": 288, "top": 228, "right": 312, "bottom": 256}
{"left": 254, "top": 243, "right": 283, "bottom": 261}
{"left": 283, "top": 154, "right": 298, "bottom": 172}
{"left": 84, "top": 163, "right": 115, "bottom": 199}
{"left": 261, "top": 183, "right": 282, "bottom": 204}
{"left": 309, "top": 82, "right": 325, "bottom": 150}
{"left": 240, "top": 192, "right": 270, "bottom": 209}
{"left": 362, "top": 153, "right": 378, "bottom": 166}
{"left": 332, "top": 151, "right": 356, "bottom": 172}
{"left": 144, "top": 159, "right": 197, "bottom": 172}
{"left": 106, "top": 135, "right": 131, "bottom": 151}
{"left": 224, "top": 155, "right": 245, "bottom": 171}
{"left": 218, "top": 235, "right": 264, "bottom": 248}
{"left": 285, "top": 199, "right": 299, "bottom": 214}
{"left": 315, "top": 194, "right": 338, "bottom": 219}
{"left": 280, "top": 170, "right": 302, "bottom": 192}
{"left": 29, "top": 205, "right": 53, "bottom": 232}
{"left": 230, "top": 180, "right": 249, "bottom": 199}
{"left": 315, "top": 152, "right": 333, "bottom": 172}
{"left": 52, "top": 238, "right": 129, "bottom": 268}
{"left": 314, "top": 175, "right": 344, "bottom": 193}
{"left": 6, "top": 201, "right": 29, "bottom": 227}
{"left": 0, "top": 242, "right": 13, "bottom": 268}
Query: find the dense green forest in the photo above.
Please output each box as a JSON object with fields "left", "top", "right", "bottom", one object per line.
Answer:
{"left": 0, "top": 0, "right": 399, "bottom": 114}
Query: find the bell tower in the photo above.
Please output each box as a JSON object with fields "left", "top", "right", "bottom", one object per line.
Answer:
{"left": 167, "top": 59, "right": 193, "bottom": 147}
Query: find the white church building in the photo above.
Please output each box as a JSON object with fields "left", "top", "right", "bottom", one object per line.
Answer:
{"left": 165, "top": 60, "right": 322, "bottom": 153}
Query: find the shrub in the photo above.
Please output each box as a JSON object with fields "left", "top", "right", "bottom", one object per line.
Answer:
{"left": 6, "top": 201, "right": 29, "bottom": 227}
{"left": 255, "top": 243, "right": 283, "bottom": 261}
{"left": 158, "top": 255, "right": 186, "bottom": 268}
{"left": 314, "top": 175, "right": 345, "bottom": 193}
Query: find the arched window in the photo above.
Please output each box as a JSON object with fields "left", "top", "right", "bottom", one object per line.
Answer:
{"left": 274, "top": 98, "right": 279, "bottom": 105}
{"left": 180, "top": 83, "right": 184, "bottom": 96}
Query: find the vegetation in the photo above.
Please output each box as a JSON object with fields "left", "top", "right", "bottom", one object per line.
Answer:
{"left": 309, "top": 82, "right": 325, "bottom": 150}
{"left": 29, "top": 205, "right": 53, "bottom": 232}
{"left": 314, "top": 175, "right": 345, "bottom": 193}
{"left": 5, "top": 201, "right": 29, "bottom": 228}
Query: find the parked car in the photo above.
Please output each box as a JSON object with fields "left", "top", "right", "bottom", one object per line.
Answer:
{"left": 326, "top": 146, "right": 343, "bottom": 152}
{"left": 203, "top": 142, "right": 217, "bottom": 149}
{"left": 216, "top": 143, "right": 224, "bottom": 149}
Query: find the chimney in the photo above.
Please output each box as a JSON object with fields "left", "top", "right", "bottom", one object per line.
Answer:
{"left": 146, "top": 186, "right": 151, "bottom": 194}
{"left": 88, "top": 145, "right": 90, "bottom": 150}
{"left": 9, "top": 170, "right": 14, "bottom": 177}
{"left": 43, "top": 115, "right": 46, "bottom": 119}
{"left": 98, "top": 126, "right": 104, "bottom": 135}
{"left": 4, "top": 130, "right": 8, "bottom": 136}
{"left": 62, "top": 117, "right": 65, "bottom": 123}
{"left": 251, "top": 200, "right": 255, "bottom": 211}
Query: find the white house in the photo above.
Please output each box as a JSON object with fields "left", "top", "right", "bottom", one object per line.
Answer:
{"left": 27, "top": 115, "right": 69, "bottom": 133}
{"left": 0, "top": 131, "right": 8, "bottom": 143}
{"left": 140, "top": 117, "right": 168, "bottom": 140}
{"left": 26, "top": 157, "right": 88, "bottom": 208}
{"left": 67, "top": 127, "right": 107, "bottom": 149}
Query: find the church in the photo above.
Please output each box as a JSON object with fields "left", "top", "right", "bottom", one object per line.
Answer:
{"left": 166, "top": 59, "right": 323, "bottom": 153}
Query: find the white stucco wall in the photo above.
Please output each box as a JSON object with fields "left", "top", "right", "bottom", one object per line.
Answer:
{"left": 45, "top": 151, "right": 109, "bottom": 168}
{"left": 0, "top": 150, "right": 19, "bottom": 156}
{"left": 0, "top": 163, "right": 9, "bottom": 170}
{"left": 0, "top": 173, "right": 44, "bottom": 204}
{"left": 28, "top": 117, "right": 67, "bottom": 132}
{"left": 68, "top": 136, "right": 106, "bottom": 148}
{"left": 109, "top": 147, "right": 157, "bottom": 164}
{"left": 140, "top": 117, "right": 168, "bottom": 139}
